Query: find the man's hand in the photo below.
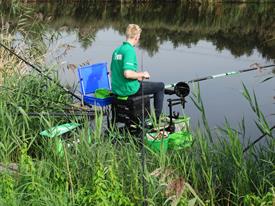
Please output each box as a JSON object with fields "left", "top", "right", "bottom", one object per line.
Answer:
{"left": 138, "top": 71, "right": 150, "bottom": 80}
{"left": 142, "top": 71, "right": 150, "bottom": 79}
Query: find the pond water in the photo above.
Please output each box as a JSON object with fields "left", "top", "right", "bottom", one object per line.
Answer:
{"left": 31, "top": 2, "right": 275, "bottom": 141}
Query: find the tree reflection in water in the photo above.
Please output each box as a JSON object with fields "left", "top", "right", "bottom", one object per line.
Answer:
{"left": 10, "top": 1, "right": 273, "bottom": 60}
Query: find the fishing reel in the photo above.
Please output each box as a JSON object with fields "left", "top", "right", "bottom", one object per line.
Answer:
{"left": 174, "top": 82, "right": 190, "bottom": 98}
{"left": 165, "top": 82, "right": 190, "bottom": 98}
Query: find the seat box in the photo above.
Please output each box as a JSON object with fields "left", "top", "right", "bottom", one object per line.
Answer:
{"left": 112, "top": 95, "right": 151, "bottom": 125}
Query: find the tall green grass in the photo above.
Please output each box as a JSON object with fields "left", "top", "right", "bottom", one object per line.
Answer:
{"left": 1, "top": 71, "right": 274, "bottom": 205}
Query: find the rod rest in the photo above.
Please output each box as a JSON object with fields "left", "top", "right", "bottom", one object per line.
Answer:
{"left": 167, "top": 97, "right": 186, "bottom": 132}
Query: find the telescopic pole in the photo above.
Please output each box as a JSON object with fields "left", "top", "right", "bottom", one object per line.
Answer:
{"left": 165, "top": 64, "right": 275, "bottom": 88}
{"left": 0, "top": 42, "right": 84, "bottom": 103}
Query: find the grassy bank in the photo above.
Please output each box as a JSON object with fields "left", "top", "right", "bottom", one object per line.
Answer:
{"left": 0, "top": 72, "right": 274, "bottom": 205}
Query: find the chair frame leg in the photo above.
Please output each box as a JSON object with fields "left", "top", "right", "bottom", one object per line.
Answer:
{"left": 106, "top": 106, "right": 111, "bottom": 129}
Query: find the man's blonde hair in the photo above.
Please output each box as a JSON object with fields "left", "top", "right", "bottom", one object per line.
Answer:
{"left": 126, "top": 24, "right": 142, "bottom": 39}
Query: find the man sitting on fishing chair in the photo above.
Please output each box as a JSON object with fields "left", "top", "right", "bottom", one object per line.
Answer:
{"left": 111, "top": 24, "right": 165, "bottom": 122}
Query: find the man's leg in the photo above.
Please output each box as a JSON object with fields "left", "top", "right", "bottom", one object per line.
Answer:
{"left": 135, "top": 81, "right": 165, "bottom": 120}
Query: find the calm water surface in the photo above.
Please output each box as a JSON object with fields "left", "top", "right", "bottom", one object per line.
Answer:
{"left": 37, "top": 2, "right": 275, "bottom": 141}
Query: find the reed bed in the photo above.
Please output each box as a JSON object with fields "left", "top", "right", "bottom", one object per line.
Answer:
{"left": 0, "top": 68, "right": 274, "bottom": 205}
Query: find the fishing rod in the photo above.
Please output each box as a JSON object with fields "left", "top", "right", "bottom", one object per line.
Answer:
{"left": 6, "top": 101, "right": 95, "bottom": 117}
{"left": 162, "top": 63, "right": 275, "bottom": 153}
{"left": 25, "top": 111, "right": 95, "bottom": 117}
{"left": 0, "top": 85, "right": 90, "bottom": 112}
{"left": 3, "top": 99, "right": 95, "bottom": 117}
{"left": 243, "top": 125, "right": 275, "bottom": 153}
{"left": 165, "top": 64, "right": 275, "bottom": 98}
{"left": 0, "top": 42, "right": 85, "bottom": 104}
{"left": 4, "top": 97, "right": 96, "bottom": 117}
{"left": 140, "top": 50, "right": 147, "bottom": 206}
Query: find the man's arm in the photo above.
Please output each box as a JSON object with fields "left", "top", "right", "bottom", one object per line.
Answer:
{"left": 124, "top": 70, "right": 150, "bottom": 80}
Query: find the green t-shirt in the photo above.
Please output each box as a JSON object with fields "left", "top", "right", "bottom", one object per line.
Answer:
{"left": 111, "top": 42, "right": 140, "bottom": 96}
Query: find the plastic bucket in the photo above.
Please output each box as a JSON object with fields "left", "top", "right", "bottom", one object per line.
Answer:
{"left": 173, "top": 116, "right": 190, "bottom": 132}
{"left": 168, "top": 131, "right": 193, "bottom": 150}
{"left": 94, "top": 88, "right": 111, "bottom": 99}
{"left": 145, "top": 131, "right": 169, "bottom": 153}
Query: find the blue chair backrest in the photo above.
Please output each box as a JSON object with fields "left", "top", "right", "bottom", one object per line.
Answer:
{"left": 78, "top": 63, "right": 110, "bottom": 95}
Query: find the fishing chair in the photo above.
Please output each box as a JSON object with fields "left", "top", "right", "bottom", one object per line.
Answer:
{"left": 78, "top": 63, "right": 113, "bottom": 127}
{"left": 111, "top": 95, "right": 151, "bottom": 134}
